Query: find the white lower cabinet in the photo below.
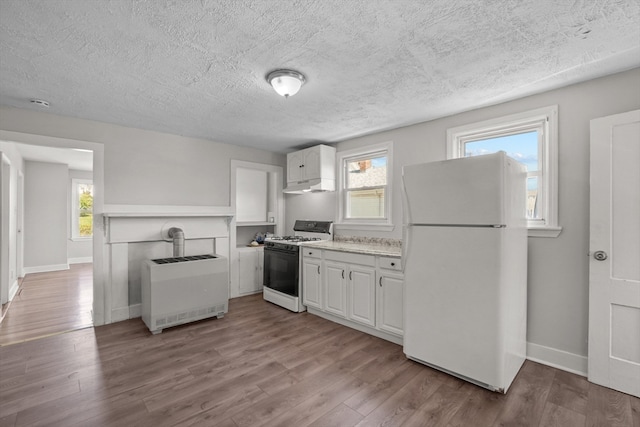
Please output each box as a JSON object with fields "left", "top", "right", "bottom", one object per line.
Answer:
{"left": 347, "top": 264, "right": 377, "bottom": 327}
{"left": 377, "top": 272, "right": 404, "bottom": 336}
{"left": 302, "top": 247, "right": 403, "bottom": 344}
{"left": 324, "top": 260, "right": 347, "bottom": 318}
{"left": 302, "top": 251, "right": 322, "bottom": 309}
{"left": 238, "top": 247, "right": 264, "bottom": 295}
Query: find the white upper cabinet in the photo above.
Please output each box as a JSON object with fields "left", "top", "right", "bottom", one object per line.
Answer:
{"left": 287, "top": 150, "right": 306, "bottom": 183}
{"left": 285, "top": 145, "right": 336, "bottom": 192}
{"left": 236, "top": 168, "right": 267, "bottom": 223}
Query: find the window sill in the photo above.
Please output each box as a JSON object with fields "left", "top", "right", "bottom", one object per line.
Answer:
{"left": 528, "top": 226, "right": 562, "bottom": 238}
{"left": 70, "top": 236, "right": 93, "bottom": 242}
{"left": 334, "top": 223, "right": 395, "bottom": 232}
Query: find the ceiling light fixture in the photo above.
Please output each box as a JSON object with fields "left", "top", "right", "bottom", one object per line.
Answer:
{"left": 266, "top": 69, "right": 306, "bottom": 98}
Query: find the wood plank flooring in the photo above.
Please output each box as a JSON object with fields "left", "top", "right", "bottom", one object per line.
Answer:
{"left": 0, "top": 264, "right": 93, "bottom": 346}
{"left": 0, "top": 293, "right": 638, "bottom": 427}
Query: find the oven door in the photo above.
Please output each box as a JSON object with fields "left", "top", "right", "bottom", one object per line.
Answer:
{"left": 263, "top": 245, "right": 299, "bottom": 296}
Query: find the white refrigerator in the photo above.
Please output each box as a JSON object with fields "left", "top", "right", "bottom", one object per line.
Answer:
{"left": 401, "top": 151, "right": 528, "bottom": 393}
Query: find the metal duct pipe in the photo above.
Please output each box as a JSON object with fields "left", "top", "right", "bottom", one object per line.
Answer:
{"left": 167, "top": 227, "right": 185, "bottom": 257}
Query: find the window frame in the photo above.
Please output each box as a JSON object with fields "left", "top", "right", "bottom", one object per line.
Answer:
{"left": 446, "top": 105, "right": 561, "bottom": 237}
{"left": 336, "top": 141, "right": 394, "bottom": 231}
{"left": 71, "top": 178, "right": 93, "bottom": 240}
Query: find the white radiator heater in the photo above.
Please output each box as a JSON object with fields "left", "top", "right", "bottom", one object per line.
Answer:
{"left": 141, "top": 254, "right": 229, "bottom": 334}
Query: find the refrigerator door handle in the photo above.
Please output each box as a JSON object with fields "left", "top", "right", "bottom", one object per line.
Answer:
{"left": 402, "top": 225, "right": 410, "bottom": 273}
{"left": 401, "top": 174, "right": 411, "bottom": 273}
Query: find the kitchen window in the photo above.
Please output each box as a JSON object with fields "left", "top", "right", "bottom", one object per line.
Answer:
{"left": 71, "top": 179, "right": 93, "bottom": 239}
{"left": 447, "top": 105, "right": 561, "bottom": 237}
{"left": 336, "top": 141, "right": 393, "bottom": 230}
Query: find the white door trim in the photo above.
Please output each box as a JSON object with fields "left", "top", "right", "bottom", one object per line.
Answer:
{"left": 588, "top": 109, "right": 640, "bottom": 398}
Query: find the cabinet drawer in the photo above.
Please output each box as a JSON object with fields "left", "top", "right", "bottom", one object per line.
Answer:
{"left": 325, "top": 250, "right": 375, "bottom": 267}
{"left": 302, "top": 248, "right": 322, "bottom": 259}
{"left": 379, "top": 257, "right": 402, "bottom": 271}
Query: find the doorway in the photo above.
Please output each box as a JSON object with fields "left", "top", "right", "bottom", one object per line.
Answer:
{"left": 0, "top": 135, "right": 104, "bottom": 344}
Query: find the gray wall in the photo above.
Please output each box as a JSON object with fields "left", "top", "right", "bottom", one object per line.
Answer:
{"left": 0, "top": 108, "right": 286, "bottom": 207}
{"left": 24, "top": 160, "right": 68, "bottom": 269}
{"left": 286, "top": 67, "right": 640, "bottom": 361}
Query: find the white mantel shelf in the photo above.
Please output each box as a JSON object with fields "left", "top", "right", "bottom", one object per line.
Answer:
{"left": 103, "top": 204, "right": 235, "bottom": 218}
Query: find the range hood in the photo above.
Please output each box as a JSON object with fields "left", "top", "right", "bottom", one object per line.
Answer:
{"left": 283, "top": 178, "right": 335, "bottom": 194}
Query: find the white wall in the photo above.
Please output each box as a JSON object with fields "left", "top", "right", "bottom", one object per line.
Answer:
{"left": 68, "top": 169, "right": 93, "bottom": 263}
{"left": 286, "top": 68, "right": 640, "bottom": 372}
{"left": 23, "top": 160, "right": 68, "bottom": 271}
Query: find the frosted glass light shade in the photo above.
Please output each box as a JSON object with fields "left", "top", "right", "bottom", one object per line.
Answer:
{"left": 267, "top": 69, "right": 306, "bottom": 97}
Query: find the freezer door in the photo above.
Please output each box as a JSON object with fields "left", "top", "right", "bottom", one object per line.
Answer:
{"left": 403, "top": 225, "right": 526, "bottom": 391}
{"left": 402, "top": 152, "right": 507, "bottom": 226}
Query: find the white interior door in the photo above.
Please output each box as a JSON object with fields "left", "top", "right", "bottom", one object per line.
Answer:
{"left": 588, "top": 109, "right": 640, "bottom": 398}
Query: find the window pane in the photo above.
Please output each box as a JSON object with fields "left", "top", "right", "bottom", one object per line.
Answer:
{"left": 346, "top": 156, "right": 387, "bottom": 189}
{"left": 78, "top": 183, "right": 93, "bottom": 237}
{"left": 347, "top": 188, "right": 385, "bottom": 218}
{"left": 526, "top": 176, "right": 540, "bottom": 220}
{"left": 464, "top": 131, "right": 538, "bottom": 172}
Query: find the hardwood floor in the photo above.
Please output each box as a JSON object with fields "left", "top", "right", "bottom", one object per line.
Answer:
{"left": 0, "top": 263, "right": 93, "bottom": 346}
{"left": 0, "top": 293, "right": 638, "bottom": 427}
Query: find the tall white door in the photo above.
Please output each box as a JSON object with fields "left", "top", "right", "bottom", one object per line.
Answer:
{"left": 588, "top": 109, "right": 640, "bottom": 398}
{"left": 0, "top": 153, "right": 10, "bottom": 305}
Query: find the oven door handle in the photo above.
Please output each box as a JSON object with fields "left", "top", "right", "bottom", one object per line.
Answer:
{"left": 264, "top": 246, "right": 298, "bottom": 255}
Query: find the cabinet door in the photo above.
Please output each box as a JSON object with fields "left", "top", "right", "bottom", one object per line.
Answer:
{"left": 287, "top": 150, "right": 305, "bottom": 183}
{"left": 324, "top": 261, "right": 347, "bottom": 318}
{"left": 302, "top": 258, "right": 322, "bottom": 309}
{"left": 257, "top": 248, "right": 264, "bottom": 288}
{"left": 378, "top": 273, "right": 404, "bottom": 336}
{"left": 238, "top": 249, "right": 260, "bottom": 294}
{"left": 348, "top": 265, "right": 376, "bottom": 327}
{"left": 303, "top": 147, "right": 321, "bottom": 180}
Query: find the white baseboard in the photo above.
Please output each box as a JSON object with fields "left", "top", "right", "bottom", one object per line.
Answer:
{"left": 527, "top": 342, "right": 588, "bottom": 377}
{"left": 69, "top": 257, "right": 93, "bottom": 264}
{"left": 112, "top": 304, "right": 142, "bottom": 322}
{"left": 8, "top": 280, "right": 19, "bottom": 301}
{"left": 111, "top": 306, "right": 131, "bottom": 323}
{"left": 129, "top": 304, "right": 141, "bottom": 318}
{"left": 23, "top": 264, "right": 70, "bottom": 274}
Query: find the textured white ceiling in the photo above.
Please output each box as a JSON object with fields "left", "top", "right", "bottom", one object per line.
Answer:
{"left": 1, "top": 0, "right": 639, "bottom": 153}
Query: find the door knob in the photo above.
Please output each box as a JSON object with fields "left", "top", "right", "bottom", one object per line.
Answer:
{"left": 593, "top": 251, "right": 608, "bottom": 261}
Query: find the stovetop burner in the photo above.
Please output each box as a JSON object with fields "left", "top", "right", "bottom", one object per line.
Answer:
{"left": 269, "top": 236, "right": 323, "bottom": 243}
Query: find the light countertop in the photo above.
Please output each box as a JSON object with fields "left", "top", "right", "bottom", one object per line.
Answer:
{"left": 300, "top": 240, "right": 401, "bottom": 257}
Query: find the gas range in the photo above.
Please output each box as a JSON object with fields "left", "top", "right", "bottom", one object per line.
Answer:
{"left": 263, "top": 220, "right": 332, "bottom": 312}
{"left": 264, "top": 236, "right": 324, "bottom": 250}
{"left": 267, "top": 236, "right": 324, "bottom": 243}
{"left": 265, "top": 220, "right": 333, "bottom": 249}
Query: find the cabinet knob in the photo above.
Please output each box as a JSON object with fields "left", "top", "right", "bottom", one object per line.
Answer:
{"left": 391, "top": 262, "right": 395, "bottom": 266}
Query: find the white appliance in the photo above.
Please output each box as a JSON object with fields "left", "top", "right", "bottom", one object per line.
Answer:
{"left": 402, "top": 151, "right": 527, "bottom": 393}
{"left": 141, "top": 254, "right": 229, "bottom": 334}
